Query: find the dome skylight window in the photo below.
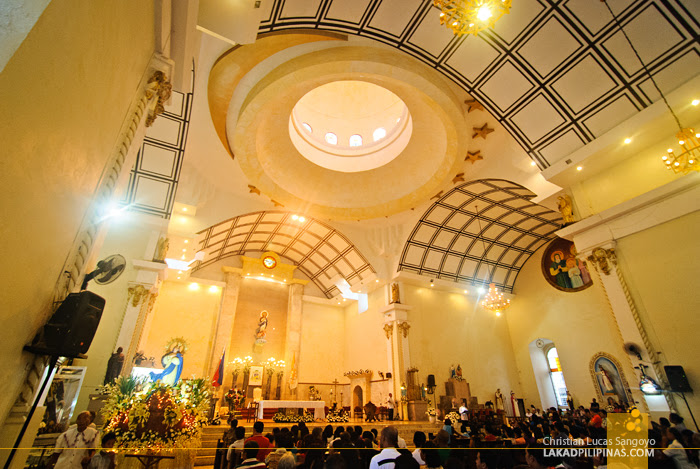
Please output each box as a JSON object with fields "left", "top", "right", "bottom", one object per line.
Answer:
{"left": 302, "top": 122, "right": 312, "bottom": 133}
{"left": 373, "top": 127, "right": 386, "bottom": 141}
{"left": 349, "top": 135, "right": 363, "bottom": 147}
{"left": 325, "top": 132, "right": 337, "bottom": 145}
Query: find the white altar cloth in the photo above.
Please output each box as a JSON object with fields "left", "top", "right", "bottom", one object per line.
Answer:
{"left": 257, "top": 400, "right": 326, "bottom": 419}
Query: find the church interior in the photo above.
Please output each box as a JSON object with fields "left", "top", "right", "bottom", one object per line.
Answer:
{"left": 1, "top": 0, "right": 699, "bottom": 466}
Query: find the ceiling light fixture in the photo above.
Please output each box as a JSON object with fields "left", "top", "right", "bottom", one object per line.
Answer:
{"left": 624, "top": 137, "right": 632, "bottom": 144}
{"left": 481, "top": 283, "right": 510, "bottom": 315}
{"left": 434, "top": 0, "right": 512, "bottom": 37}
{"left": 603, "top": 1, "right": 699, "bottom": 174}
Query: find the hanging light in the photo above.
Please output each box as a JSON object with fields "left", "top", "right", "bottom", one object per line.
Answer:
{"left": 602, "top": 1, "right": 699, "bottom": 174}
{"left": 481, "top": 283, "right": 510, "bottom": 315}
{"left": 433, "top": 0, "right": 512, "bottom": 37}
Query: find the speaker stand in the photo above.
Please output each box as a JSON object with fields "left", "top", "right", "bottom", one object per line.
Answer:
{"left": 677, "top": 392, "right": 699, "bottom": 432}
{"left": 4, "top": 348, "right": 87, "bottom": 469}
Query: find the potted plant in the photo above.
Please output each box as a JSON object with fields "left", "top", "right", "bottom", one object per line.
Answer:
{"left": 426, "top": 407, "right": 437, "bottom": 423}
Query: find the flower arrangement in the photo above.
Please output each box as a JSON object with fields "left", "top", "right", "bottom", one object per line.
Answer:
{"left": 326, "top": 409, "right": 349, "bottom": 423}
{"left": 224, "top": 389, "right": 246, "bottom": 409}
{"left": 343, "top": 369, "right": 372, "bottom": 377}
{"left": 272, "top": 410, "right": 314, "bottom": 423}
{"left": 101, "top": 375, "right": 211, "bottom": 450}
{"left": 426, "top": 408, "right": 437, "bottom": 417}
{"left": 445, "top": 411, "right": 460, "bottom": 426}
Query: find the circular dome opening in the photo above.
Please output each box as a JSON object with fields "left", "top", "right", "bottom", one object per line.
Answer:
{"left": 289, "top": 80, "right": 412, "bottom": 172}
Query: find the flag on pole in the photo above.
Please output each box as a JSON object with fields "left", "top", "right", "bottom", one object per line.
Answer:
{"left": 212, "top": 349, "right": 225, "bottom": 387}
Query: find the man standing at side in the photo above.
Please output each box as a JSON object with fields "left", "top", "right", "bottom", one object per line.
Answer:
{"left": 50, "top": 411, "right": 99, "bottom": 469}
{"left": 369, "top": 426, "right": 401, "bottom": 469}
{"left": 245, "top": 421, "right": 271, "bottom": 462}
{"left": 387, "top": 394, "right": 395, "bottom": 421}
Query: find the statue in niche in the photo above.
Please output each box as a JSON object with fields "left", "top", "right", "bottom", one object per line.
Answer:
{"left": 153, "top": 236, "right": 169, "bottom": 262}
{"left": 255, "top": 310, "right": 269, "bottom": 344}
{"left": 390, "top": 283, "right": 401, "bottom": 304}
{"left": 557, "top": 195, "right": 575, "bottom": 225}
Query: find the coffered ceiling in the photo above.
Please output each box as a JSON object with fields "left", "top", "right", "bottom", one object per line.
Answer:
{"left": 255, "top": 0, "right": 699, "bottom": 169}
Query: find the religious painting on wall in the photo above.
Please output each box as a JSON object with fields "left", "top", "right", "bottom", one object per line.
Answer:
{"left": 541, "top": 237, "right": 593, "bottom": 292}
{"left": 589, "top": 353, "right": 632, "bottom": 405}
{"left": 249, "top": 366, "right": 264, "bottom": 386}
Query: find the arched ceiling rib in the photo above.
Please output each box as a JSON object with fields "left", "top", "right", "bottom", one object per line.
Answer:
{"left": 193, "top": 211, "right": 376, "bottom": 298}
{"left": 257, "top": 0, "right": 700, "bottom": 169}
{"left": 398, "top": 179, "right": 563, "bottom": 293}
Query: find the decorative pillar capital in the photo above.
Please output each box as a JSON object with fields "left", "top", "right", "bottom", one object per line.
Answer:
{"left": 383, "top": 323, "right": 393, "bottom": 339}
{"left": 397, "top": 321, "right": 411, "bottom": 338}
{"left": 587, "top": 247, "right": 617, "bottom": 275}
{"left": 145, "top": 71, "right": 172, "bottom": 127}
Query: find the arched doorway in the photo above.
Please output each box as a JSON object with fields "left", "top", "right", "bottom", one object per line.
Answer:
{"left": 353, "top": 385, "right": 363, "bottom": 418}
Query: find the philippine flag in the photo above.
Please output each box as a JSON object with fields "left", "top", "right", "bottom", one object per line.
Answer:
{"left": 212, "top": 349, "right": 225, "bottom": 387}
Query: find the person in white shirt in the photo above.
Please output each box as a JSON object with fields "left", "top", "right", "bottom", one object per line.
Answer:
{"left": 387, "top": 394, "right": 396, "bottom": 421}
{"left": 663, "top": 427, "right": 697, "bottom": 469}
{"left": 411, "top": 431, "right": 427, "bottom": 466}
{"left": 88, "top": 432, "right": 117, "bottom": 469}
{"left": 227, "top": 426, "right": 247, "bottom": 465}
{"left": 51, "top": 411, "right": 99, "bottom": 469}
{"left": 369, "top": 426, "right": 401, "bottom": 469}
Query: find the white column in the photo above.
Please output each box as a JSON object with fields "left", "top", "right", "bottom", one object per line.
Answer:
{"left": 284, "top": 283, "right": 304, "bottom": 399}
{"left": 212, "top": 268, "right": 242, "bottom": 390}
{"left": 380, "top": 303, "right": 412, "bottom": 418}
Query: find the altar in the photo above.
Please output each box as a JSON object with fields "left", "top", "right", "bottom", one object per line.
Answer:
{"left": 257, "top": 400, "right": 326, "bottom": 420}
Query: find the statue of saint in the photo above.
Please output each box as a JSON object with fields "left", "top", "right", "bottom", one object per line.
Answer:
{"left": 390, "top": 283, "right": 401, "bottom": 304}
{"left": 153, "top": 236, "right": 169, "bottom": 262}
{"left": 557, "top": 195, "right": 575, "bottom": 225}
{"left": 495, "top": 388, "right": 504, "bottom": 411}
{"left": 597, "top": 367, "right": 614, "bottom": 392}
{"left": 104, "top": 347, "right": 124, "bottom": 384}
{"left": 150, "top": 344, "right": 184, "bottom": 385}
{"left": 450, "top": 364, "right": 456, "bottom": 378}
{"left": 455, "top": 364, "right": 463, "bottom": 379}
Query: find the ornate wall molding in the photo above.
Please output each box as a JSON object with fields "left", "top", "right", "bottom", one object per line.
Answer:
{"left": 397, "top": 321, "right": 411, "bottom": 338}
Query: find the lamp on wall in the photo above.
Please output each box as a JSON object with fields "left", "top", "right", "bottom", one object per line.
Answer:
{"left": 602, "top": 0, "right": 699, "bottom": 174}
{"left": 433, "top": 0, "right": 512, "bottom": 37}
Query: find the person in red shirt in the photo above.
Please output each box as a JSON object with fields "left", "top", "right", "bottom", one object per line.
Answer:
{"left": 245, "top": 421, "right": 272, "bottom": 462}
{"left": 589, "top": 411, "right": 603, "bottom": 428}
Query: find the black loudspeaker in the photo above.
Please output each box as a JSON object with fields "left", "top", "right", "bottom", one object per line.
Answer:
{"left": 386, "top": 372, "right": 392, "bottom": 379}
{"left": 43, "top": 291, "right": 105, "bottom": 356}
{"left": 427, "top": 374, "right": 436, "bottom": 387}
{"left": 665, "top": 366, "right": 693, "bottom": 393}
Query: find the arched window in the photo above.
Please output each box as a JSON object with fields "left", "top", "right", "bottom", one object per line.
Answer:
{"left": 325, "top": 132, "right": 337, "bottom": 145}
{"left": 373, "top": 127, "right": 386, "bottom": 141}
{"left": 349, "top": 134, "right": 363, "bottom": 147}
{"left": 546, "top": 346, "right": 569, "bottom": 407}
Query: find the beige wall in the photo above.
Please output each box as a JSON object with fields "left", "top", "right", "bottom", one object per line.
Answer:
{"left": 0, "top": 0, "right": 154, "bottom": 424}
{"left": 296, "top": 300, "right": 346, "bottom": 403}
{"left": 139, "top": 280, "right": 221, "bottom": 380}
{"left": 506, "top": 246, "right": 633, "bottom": 411}
{"left": 615, "top": 211, "right": 700, "bottom": 422}
{"left": 402, "top": 283, "right": 521, "bottom": 405}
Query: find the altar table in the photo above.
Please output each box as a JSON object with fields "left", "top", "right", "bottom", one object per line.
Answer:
{"left": 257, "top": 400, "right": 326, "bottom": 420}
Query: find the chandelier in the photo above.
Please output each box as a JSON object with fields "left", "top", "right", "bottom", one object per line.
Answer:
{"left": 433, "top": 0, "right": 512, "bottom": 36}
{"left": 481, "top": 283, "right": 510, "bottom": 316}
{"left": 602, "top": 1, "right": 699, "bottom": 174}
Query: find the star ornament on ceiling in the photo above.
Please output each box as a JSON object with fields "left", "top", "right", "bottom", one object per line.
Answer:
{"left": 464, "top": 99, "right": 485, "bottom": 113}
{"left": 465, "top": 150, "right": 483, "bottom": 164}
{"left": 452, "top": 172, "right": 465, "bottom": 184}
{"left": 473, "top": 123, "right": 494, "bottom": 139}
{"left": 271, "top": 199, "right": 284, "bottom": 207}
{"left": 248, "top": 185, "right": 261, "bottom": 195}
{"left": 431, "top": 191, "right": 444, "bottom": 200}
